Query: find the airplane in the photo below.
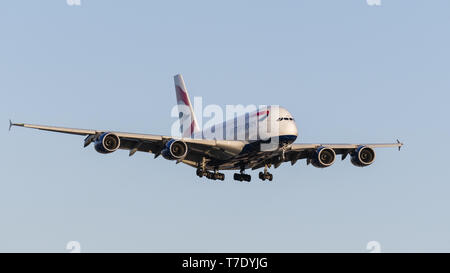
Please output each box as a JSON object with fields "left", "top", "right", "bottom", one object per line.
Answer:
{"left": 9, "top": 74, "right": 403, "bottom": 182}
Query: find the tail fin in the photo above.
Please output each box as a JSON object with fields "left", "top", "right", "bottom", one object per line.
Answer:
{"left": 174, "top": 74, "right": 200, "bottom": 138}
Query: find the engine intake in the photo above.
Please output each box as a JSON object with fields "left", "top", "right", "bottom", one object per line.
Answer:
{"left": 94, "top": 132, "right": 120, "bottom": 154}
{"left": 311, "top": 146, "right": 336, "bottom": 168}
{"left": 162, "top": 139, "right": 188, "bottom": 160}
{"left": 351, "top": 146, "right": 375, "bottom": 167}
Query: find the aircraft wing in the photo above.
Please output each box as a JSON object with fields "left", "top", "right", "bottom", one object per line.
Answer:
{"left": 253, "top": 140, "right": 403, "bottom": 169}
{"left": 10, "top": 121, "right": 163, "bottom": 153}
{"left": 247, "top": 141, "right": 403, "bottom": 170}
{"left": 289, "top": 142, "right": 403, "bottom": 153}
{"left": 8, "top": 121, "right": 239, "bottom": 163}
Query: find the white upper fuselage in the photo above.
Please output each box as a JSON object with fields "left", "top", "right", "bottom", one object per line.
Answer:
{"left": 201, "top": 106, "right": 298, "bottom": 145}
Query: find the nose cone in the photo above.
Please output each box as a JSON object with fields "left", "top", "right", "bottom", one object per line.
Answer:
{"left": 279, "top": 120, "right": 298, "bottom": 145}
{"left": 276, "top": 106, "right": 298, "bottom": 143}
{"left": 283, "top": 121, "right": 298, "bottom": 137}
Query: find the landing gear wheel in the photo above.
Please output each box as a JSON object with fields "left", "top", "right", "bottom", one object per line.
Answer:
{"left": 243, "top": 174, "right": 251, "bottom": 182}
{"left": 233, "top": 173, "right": 243, "bottom": 182}
{"left": 259, "top": 165, "right": 273, "bottom": 181}
{"left": 205, "top": 172, "right": 216, "bottom": 180}
{"left": 214, "top": 173, "right": 225, "bottom": 181}
{"left": 234, "top": 173, "right": 251, "bottom": 182}
{"left": 198, "top": 167, "right": 225, "bottom": 181}
{"left": 234, "top": 164, "right": 251, "bottom": 182}
{"left": 259, "top": 172, "right": 264, "bottom": 181}
{"left": 196, "top": 168, "right": 204, "bottom": 178}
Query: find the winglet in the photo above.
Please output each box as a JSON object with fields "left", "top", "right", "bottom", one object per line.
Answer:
{"left": 9, "top": 120, "right": 25, "bottom": 131}
{"left": 397, "top": 139, "right": 403, "bottom": 151}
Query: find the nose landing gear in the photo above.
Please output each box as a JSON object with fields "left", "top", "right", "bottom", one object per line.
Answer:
{"left": 258, "top": 165, "right": 273, "bottom": 181}
{"left": 259, "top": 172, "right": 273, "bottom": 181}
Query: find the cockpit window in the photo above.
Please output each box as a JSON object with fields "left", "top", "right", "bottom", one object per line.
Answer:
{"left": 277, "top": 117, "right": 294, "bottom": 121}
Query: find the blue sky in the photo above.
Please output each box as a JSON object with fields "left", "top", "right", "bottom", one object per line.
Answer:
{"left": 1, "top": 0, "right": 449, "bottom": 252}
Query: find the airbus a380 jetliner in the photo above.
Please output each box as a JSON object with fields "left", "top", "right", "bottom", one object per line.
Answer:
{"left": 10, "top": 74, "right": 402, "bottom": 182}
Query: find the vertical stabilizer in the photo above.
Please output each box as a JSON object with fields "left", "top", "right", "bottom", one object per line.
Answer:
{"left": 174, "top": 74, "right": 200, "bottom": 138}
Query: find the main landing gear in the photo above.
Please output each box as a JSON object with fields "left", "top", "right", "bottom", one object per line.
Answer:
{"left": 196, "top": 168, "right": 225, "bottom": 181}
{"left": 233, "top": 173, "right": 251, "bottom": 182}
{"left": 233, "top": 166, "right": 251, "bottom": 182}
{"left": 258, "top": 165, "right": 273, "bottom": 181}
{"left": 196, "top": 158, "right": 273, "bottom": 182}
{"left": 196, "top": 158, "right": 225, "bottom": 181}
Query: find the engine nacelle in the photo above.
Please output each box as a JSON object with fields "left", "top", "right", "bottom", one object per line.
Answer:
{"left": 162, "top": 139, "right": 188, "bottom": 160}
{"left": 94, "top": 132, "right": 120, "bottom": 154}
{"left": 351, "top": 146, "right": 376, "bottom": 167}
{"left": 311, "top": 146, "right": 336, "bottom": 168}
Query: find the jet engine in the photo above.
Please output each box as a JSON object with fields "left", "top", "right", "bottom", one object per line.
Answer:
{"left": 94, "top": 132, "right": 120, "bottom": 154}
{"left": 311, "top": 146, "right": 336, "bottom": 168}
{"left": 351, "top": 146, "right": 376, "bottom": 167}
{"left": 162, "top": 139, "right": 188, "bottom": 160}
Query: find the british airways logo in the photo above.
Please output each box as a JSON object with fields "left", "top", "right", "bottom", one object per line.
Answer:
{"left": 253, "top": 110, "right": 269, "bottom": 121}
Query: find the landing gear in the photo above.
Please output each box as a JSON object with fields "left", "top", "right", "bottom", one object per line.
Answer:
{"left": 259, "top": 172, "right": 273, "bottom": 181}
{"left": 258, "top": 165, "right": 273, "bottom": 181}
{"left": 211, "top": 171, "right": 225, "bottom": 181}
{"left": 197, "top": 169, "right": 225, "bottom": 181}
{"left": 196, "top": 157, "right": 207, "bottom": 178}
{"left": 233, "top": 173, "right": 251, "bottom": 182}
{"left": 196, "top": 158, "right": 224, "bottom": 181}
{"left": 233, "top": 166, "right": 251, "bottom": 182}
{"left": 196, "top": 168, "right": 204, "bottom": 177}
